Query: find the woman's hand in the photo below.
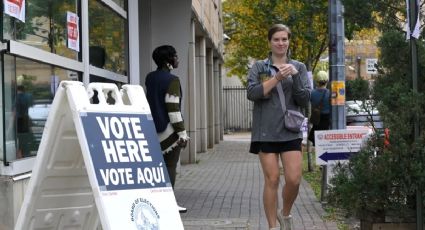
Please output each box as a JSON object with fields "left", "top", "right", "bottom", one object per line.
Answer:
{"left": 177, "top": 138, "right": 188, "bottom": 148}
{"left": 288, "top": 64, "right": 298, "bottom": 75}
{"left": 263, "top": 63, "right": 297, "bottom": 96}
{"left": 274, "top": 64, "right": 297, "bottom": 80}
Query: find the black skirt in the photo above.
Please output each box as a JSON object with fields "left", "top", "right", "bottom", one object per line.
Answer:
{"left": 249, "top": 138, "right": 302, "bottom": 154}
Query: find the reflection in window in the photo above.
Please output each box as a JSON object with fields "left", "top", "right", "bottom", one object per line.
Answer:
{"left": 3, "top": 55, "right": 79, "bottom": 161}
{"left": 111, "top": 0, "right": 126, "bottom": 9}
{"left": 89, "top": 0, "right": 128, "bottom": 75}
{"left": 2, "top": 0, "right": 79, "bottom": 59}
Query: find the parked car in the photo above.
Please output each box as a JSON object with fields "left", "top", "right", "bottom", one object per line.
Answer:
{"left": 28, "top": 100, "right": 52, "bottom": 144}
{"left": 346, "top": 100, "right": 383, "bottom": 129}
{"left": 29, "top": 102, "right": 51, "bottom": 122}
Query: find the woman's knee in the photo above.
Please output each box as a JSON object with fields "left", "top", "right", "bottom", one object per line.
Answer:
{"left": 285, "top": 174, "right": 301, "bottom": 188}
{"left": 264, "top": 174, "right": 280, "bottom": 188}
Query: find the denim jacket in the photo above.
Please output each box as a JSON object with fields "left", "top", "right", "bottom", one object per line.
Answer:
{"left": 247, "top": 57, "right": 312, "bottom": 142}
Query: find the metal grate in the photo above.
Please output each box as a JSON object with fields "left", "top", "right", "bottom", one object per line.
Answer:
{"left": 222, "top": 86, "right": 253, "bottom": 132}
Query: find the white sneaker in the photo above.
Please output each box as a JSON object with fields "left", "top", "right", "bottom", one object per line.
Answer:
{"left": 277, "top": 210, "right": 293, "bottom": 230}
{"left": 177, "top": 205, "right": 187, "bottom": 213}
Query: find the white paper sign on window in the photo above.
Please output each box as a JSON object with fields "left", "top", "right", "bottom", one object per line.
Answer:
{"left": 4, "top": 0, "right": 25, "bottom": 22}
{"left": 67, "top": 11, "right": 80, "bottom": 52}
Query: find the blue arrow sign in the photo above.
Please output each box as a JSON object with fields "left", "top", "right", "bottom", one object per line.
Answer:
{"left": 319, "top": 152, "right": 355, "bottom": 162}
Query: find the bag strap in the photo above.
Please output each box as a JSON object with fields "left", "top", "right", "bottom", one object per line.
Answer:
{"left": 276, "top": 82, "right": 287, "bottom": 113}
{"left": 269, "top": 60, "right": 289, "bottom": 114}
{"left": 318, "top": 90, "right": 326, "bottom": 109}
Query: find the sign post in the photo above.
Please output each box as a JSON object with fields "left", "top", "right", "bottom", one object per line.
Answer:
{"left": 327, "top": 0, "right": 346, "bottom": 201}
{"left": 15, "top": 81, "right": 184, "bottom": 230}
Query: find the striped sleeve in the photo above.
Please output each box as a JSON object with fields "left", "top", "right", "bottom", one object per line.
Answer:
{"left": 165, "top": 78, "right": 188, "bottom": 139}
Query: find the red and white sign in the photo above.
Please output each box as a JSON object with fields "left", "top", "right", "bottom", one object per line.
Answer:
{"left": 315, "top": 128, "right": 371, "bottom": 165}
{"left": 67, "top": 11, "right": 80, "bottom": 52}
{"left": 4, "top": 0, "right": 25, "bottom": 22}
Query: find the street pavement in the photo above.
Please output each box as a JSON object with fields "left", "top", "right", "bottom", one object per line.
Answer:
{"left": 175, "top": 133, "right": 339, "bottom": 230}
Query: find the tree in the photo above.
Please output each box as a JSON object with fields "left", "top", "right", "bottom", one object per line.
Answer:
{"left": 341, "top": 0, "right": 425, "bottom": 38}
{"left": 345, "top": 78, "right": 369, "bottom": 101}
{"left": 343, "top": 0, "right": 425, "bottom": 193}
{"left": 328, "top": 0, "right": 425, "bottom": 225}
{"left": 223, "top": 0, "right": 328, "bottom": 85}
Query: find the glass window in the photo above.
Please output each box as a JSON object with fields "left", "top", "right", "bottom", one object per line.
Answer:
{"left": 89, "top": 0, "right": 128, "bottom": 76}
{"left": 3, "top": 55, "right": 79, "bottom": 161}
{"left": 2, "top": 0, "right": 79, "bottom": 60}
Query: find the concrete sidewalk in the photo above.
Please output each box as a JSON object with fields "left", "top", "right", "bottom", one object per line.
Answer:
{"left": 175, "top": 134, "right": 338, "bottom": 230}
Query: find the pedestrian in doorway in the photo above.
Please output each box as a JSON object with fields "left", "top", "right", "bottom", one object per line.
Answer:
{"left": 145, "top": 45, "right": 189, "bottom": 213}
{"left": 308, "top": 70, "right": 331, "bottom": 146}
{"left": 247, "top": 24, "right": 311, "bottom": 230}
{"left": 16, "top": 85, "right": 34, "bottom": 158}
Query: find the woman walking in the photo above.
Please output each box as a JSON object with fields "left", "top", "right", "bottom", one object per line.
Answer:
{"left": 247, "top": 24, "right": 311, "bottom": 230}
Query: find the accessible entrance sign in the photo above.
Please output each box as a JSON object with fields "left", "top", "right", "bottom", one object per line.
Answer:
{"left": 315, "top": 128, "right": 371, "bottom": 165}
{"left": 15, "top": 81, "right": 184, "bottom": 230}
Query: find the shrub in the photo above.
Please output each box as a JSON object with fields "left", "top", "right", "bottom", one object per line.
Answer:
{"left": 327, "top": 30, "right": 425, "bottom": 223}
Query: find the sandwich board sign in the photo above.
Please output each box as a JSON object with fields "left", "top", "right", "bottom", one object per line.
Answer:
{"left": 15, "top": 81, "right": 184, "bottom": 230}
{"left": 315, "top": 128, "right": 371, "bottom": 165}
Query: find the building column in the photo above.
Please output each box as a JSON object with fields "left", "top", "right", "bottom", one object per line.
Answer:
{"left": 206, "top": 48, "right": 214, "bottom": 148}
{"left": 182, "top": 18, "right": 197, "bottom": 164}
{"left": 219, "top": 63, "right": 224, "bottom": 140}
{"left": 213, "top": 59, "right": 221, "bottom": 144}
{"left": 195, "top": 37, "right": 207, "bottom": 152}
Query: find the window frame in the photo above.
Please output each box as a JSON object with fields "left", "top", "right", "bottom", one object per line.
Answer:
{"left": 0, "top": 0, "right": 137, "bottom": 174}
{"left": 101, "top": 0, "right": 127, "bottom": 19}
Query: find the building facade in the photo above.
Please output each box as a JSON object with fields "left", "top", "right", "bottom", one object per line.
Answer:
{"left": 345, "top": 38, "right": 379, "bottom": 80}
{"left": 0, "top": 0, "right": 224, "bottom": 228}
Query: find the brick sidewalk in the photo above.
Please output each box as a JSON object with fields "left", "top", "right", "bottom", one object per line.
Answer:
{"left": 175, "top": 136, "right": 338, "bottom": 230}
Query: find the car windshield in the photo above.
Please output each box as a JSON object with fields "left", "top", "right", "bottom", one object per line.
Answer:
{"left": 346, "top": 100, "right": 379, "bottom": 116}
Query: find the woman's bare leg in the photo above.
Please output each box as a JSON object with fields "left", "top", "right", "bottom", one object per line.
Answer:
{"left": 259, "top": 152, "right": 281, "bottom": 228}
{"left": 280, "top": 150, "right": 302, "bottom": 216}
